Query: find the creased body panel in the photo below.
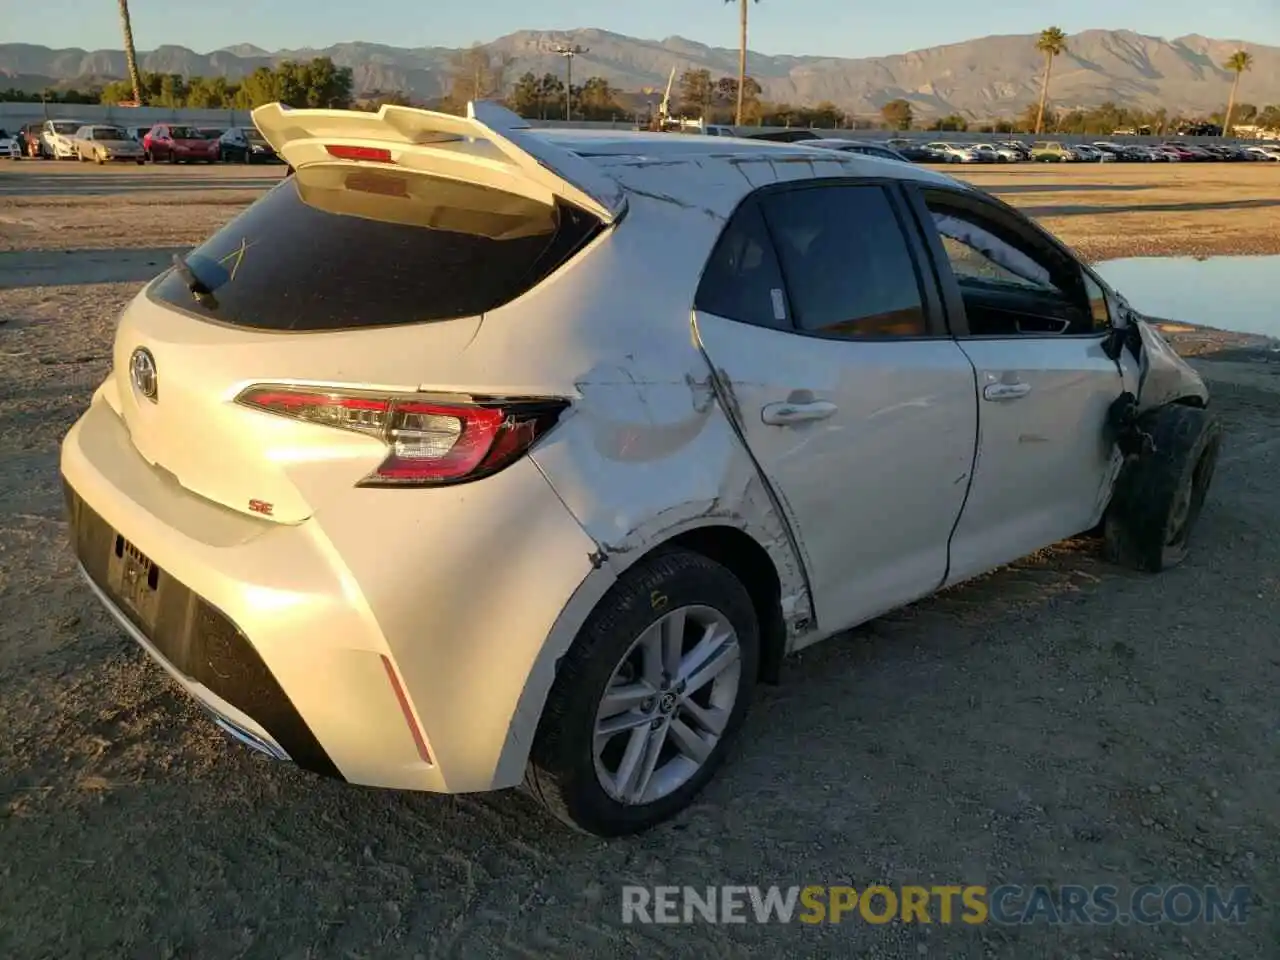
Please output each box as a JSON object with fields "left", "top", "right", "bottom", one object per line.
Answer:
{"left": 62, "top": 390, "right": 601, "bottom": 792}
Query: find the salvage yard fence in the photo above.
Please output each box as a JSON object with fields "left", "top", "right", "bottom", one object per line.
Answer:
{"left": 0, "top": 101, "right": 1269, "bottom": 149}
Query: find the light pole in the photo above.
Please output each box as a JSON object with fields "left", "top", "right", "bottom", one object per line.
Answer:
{"left": 553, "top": 43, "right": 588, "bottom": 122}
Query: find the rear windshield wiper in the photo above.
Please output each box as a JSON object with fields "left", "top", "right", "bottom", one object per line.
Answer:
{"left": 171, "top": 253, "right": 219, "bottom": 309}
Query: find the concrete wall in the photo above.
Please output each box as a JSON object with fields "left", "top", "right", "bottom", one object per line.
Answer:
{"left": 2, "top": 101, "right": 1267, "bottom": 149}
{"left": 0, "top": 102, "right": 250, "bottom": 130}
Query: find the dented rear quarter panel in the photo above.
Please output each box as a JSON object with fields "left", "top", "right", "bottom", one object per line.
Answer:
{"left": 527, "top": 189, "right": 814, "bottom": 636}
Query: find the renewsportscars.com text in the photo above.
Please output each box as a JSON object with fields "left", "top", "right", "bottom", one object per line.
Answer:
{"left": 621, "top": 884, "right": 1251, "bottom": 926}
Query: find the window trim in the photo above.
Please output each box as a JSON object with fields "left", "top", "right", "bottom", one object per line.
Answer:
{"left": 905, "top": 183, "right": 1107, "bottom": 342}
{"left": 694, "top": 177, "right": 950, "bottom": 341}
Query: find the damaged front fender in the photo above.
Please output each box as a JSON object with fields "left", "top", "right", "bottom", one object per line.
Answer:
{"left": 1110, "top": 294, "right": 1209, "bottom": 412}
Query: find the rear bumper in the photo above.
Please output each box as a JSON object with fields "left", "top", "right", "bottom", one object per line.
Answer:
{"left": 66, "top": 485, "right": 339, "bottom": 777}
{"left": 60, "top": 388, "right": 603, "bottom": 793}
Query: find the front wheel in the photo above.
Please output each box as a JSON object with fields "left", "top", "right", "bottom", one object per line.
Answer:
{"left": 526, "top": 548, "right": 759, "bottom": 836}
{"left": 1104, "top": 404, "right": 1221, "bottom": 572}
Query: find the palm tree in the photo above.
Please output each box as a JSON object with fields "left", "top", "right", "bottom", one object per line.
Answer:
{"left": 118, "top": 0, "right": 144, "bottom": 105}
{"left": 727, "top": 0, "right": 759, "bottom": 127}
{"left": 1222, "top": 49, "right": 1253, "bottom": 138}
{"left": 1033, "top": 27, "right": 1068, "bottom": 135}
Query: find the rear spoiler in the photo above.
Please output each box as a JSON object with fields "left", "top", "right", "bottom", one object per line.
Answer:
{"left": 251, "top": 100, "right": 626, "bottom": 224}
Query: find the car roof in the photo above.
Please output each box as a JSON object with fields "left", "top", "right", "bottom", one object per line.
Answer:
{"left": 529, "top": 128, "right": 961, "bottom": 216}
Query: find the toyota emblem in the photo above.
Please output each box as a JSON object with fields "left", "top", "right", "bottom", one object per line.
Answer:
{"left": 130, "top": 347, "right": 158, "bottom": 402}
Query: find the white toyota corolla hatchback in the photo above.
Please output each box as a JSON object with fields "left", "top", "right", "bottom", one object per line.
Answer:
{"left": 61, "top": 101, "right": 1220, "bottom": 836}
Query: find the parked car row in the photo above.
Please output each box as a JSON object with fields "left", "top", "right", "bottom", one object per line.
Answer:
{"left": 746, "top": 130, "right": 1280, "bottom": 165}
{"left": 8, "top": 119, "right": 282, "bottom": 164}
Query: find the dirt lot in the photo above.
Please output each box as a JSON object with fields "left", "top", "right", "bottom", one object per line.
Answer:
{"left": 1, "top": 160, "right": 1279, "bottom": 959}
{"left": 1, "top": 159, "right": 1279, "bottom": 262}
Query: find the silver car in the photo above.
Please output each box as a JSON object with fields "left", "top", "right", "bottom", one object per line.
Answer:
{"left": 72, "top": 124, "right": 146, "bottom": 165}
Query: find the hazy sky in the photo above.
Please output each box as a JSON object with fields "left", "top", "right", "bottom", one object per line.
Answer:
{"left": 7, "top": 0, "right": 1277, "bottom": 57}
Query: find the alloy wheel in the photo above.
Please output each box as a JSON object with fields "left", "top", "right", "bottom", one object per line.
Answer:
{"left": 593, "top": 604, "right": 742, "bottom": 806}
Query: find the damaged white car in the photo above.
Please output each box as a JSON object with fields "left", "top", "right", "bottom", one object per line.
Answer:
{"left": 60, "top": 101, "right": 1220, "bottom": 836}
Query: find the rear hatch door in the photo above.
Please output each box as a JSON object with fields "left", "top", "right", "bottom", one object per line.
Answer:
{"left": 109, "top": 100, "right": 614, "bottom": 523}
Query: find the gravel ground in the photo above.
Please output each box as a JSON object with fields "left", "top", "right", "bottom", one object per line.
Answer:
{"left": 2, "top": 163, "right": 1279, "bottom": 958}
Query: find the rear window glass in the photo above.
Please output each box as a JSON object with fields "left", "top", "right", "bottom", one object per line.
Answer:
{"left": 92, "top": 127, "right": 125, "bottom": 140}
{"left": 151, "top": 165, "right": 602, "bottom": 331}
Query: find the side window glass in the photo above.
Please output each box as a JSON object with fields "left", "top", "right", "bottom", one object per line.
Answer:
{"left": 925, "top": 196, "right": 1094, "bottom": 336}
{"left": 760, "top": 184, "right": 928, "bottom": 338}
{"left": 1082, "top": 271, "right": 1112, "bottom": 331}
{"left": 930, "top": 209, "right": 1062, "bottom": 295}
{"left": 695, "top": 199, "right": 790, "bottom": 331}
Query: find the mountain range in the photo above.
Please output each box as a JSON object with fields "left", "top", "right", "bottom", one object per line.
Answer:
{"left": 2, "top": 28, "right": 1277, "bottom": 118}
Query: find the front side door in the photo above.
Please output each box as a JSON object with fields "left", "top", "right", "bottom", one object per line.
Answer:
{"left": 906, "top": 185, "right": 1124, "bottom": 586}
{"left": 693, "top": 181, "right": 979, "bottom": 636}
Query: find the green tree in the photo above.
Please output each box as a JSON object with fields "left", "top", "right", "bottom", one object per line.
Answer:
{"left": 118, "top": 0, "right": 144, "bottom": 105}
{"left": 930, "top": 114, "right": 969, "bottom": 132}
{"left": 156, "top": 73, "right": 188, "bottom": 108}
{"left": 805, "top": 102, "right": 845, "bottom": 128}
{"left": 99, "top": 78, "right": 135, "bottom": 104}
{"left": 1222, "top": 49, "right": 1253, "bottom": 137}
{"left": 678, "top": 68, "right": 715, "bottom": 119}
{"left": 1034, "top": 27, "right": 1068, "bottom": 135}
{"left": 578, "top": 76, "right": 620, "bottom": 120}
{"left": 1020, "top": 102, "right": 1055, "bottom": 133}
{"left": 725, "top": 0, "right": 760, "bottom": 126}
{"left": 233, "top": 66, "right": 280, "bottom": 109}
{"left": 538, "top": 73, "right": 566, "bottom": 119}
{"left": 1257, "top": 104, "right": 1280, "bottom": 132}
{"left": 508, "top": 71, "right": 542, "bottom": 118}
{"left": 185, "top": 75, "right": 233, "bottom": 108}
{"left": 880, "top": 98, "right": 913, "bottom": 131}
{"left": 714, "top": 76, "right": 761, "bottom": 123}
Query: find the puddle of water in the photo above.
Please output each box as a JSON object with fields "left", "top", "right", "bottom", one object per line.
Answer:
{"left": 1095, "top": 256, "right": 1280, "bottom": 340}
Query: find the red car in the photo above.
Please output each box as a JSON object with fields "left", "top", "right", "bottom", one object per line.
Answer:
{"left": 142, "top": 124, "right": 220, "bottom": 164}
{"left": 1158, "top": 143, "right": 1199, "bottom": 162}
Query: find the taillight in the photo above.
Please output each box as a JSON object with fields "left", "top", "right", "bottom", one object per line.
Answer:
{"left": 325, "top": 144, "right": 394, "bottom": 164}
{"left": 234, "top": 386, "right": 567, "bottom": 487}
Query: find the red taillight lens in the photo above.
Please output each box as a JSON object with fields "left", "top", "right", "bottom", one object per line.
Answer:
{"left": 324, "top": 144, "right": 394, "bottom": 163}
{"left": 235, "top": 386, "right": 567, "bottom": 486}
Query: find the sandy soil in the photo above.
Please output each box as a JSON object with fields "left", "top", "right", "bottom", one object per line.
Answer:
{"left": 1, "top": 163, "right": 1279, "bottom": 959}
{"left": 1, "top": 160, "right": 1278, "bottom": 261}
{"left": 953, "top": 164, "right": 1280, "bottom": 262}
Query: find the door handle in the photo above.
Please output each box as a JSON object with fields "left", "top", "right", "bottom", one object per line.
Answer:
{"left": 761, "top": 400, "right": 839, "bottom": 426}
{"left": 983, "top": 382, "right": 1032, "bottom": 401}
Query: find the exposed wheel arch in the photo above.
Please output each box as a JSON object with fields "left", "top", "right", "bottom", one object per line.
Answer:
{"left": 661, "top": 525, "right": 786, "bottom": 686}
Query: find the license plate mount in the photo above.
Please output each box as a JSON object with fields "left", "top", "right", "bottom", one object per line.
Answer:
{"left": 105, "top": 534, "right": 161, "bottom": 632}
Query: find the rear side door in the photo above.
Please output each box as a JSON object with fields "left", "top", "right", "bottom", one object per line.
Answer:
{"left": 904, "top": 185, "right": 1124, "bottom": 586}
{"left": 693, "top": 180, "right": 979, "bottom": 637}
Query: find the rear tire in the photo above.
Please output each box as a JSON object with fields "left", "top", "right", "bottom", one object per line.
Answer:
{"left": 1104, "top": 404, "right": 1221, "bottom": 572}
{"left": 526, "top": 548, "right": 759, "bottom": 836}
